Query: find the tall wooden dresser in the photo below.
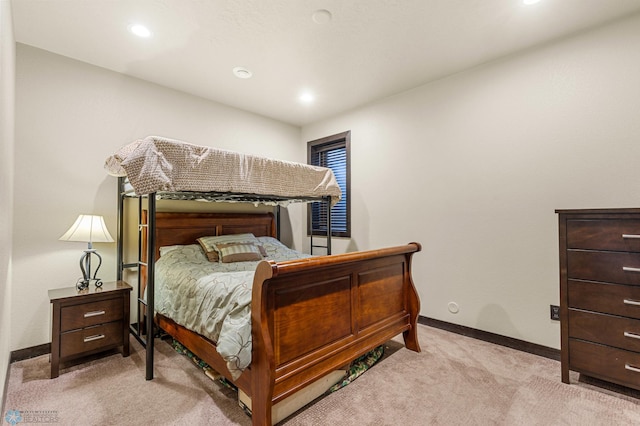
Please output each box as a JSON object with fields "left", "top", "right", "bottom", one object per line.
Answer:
{"left": 557, "top": 208, "right": 640, "bottom": 391}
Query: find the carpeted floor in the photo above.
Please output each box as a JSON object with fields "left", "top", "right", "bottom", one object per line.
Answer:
{"left": 4, "top": 325, "right": 640, "bottom": 425}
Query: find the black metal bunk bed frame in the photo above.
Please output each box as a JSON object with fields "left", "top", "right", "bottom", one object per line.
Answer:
{"left": 115, "top": 176, "right": 334, "bottom": 380}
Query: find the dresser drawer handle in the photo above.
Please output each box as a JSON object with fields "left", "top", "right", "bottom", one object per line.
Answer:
{"left": 622, "top": 267, "right": 640, "bottom": 273}
{"left": 623, "top": 234, "right": 640, "bottom": 239}
{"left": 624, "top": 331, "right": 640, "bottom": 340}
{"left": 625, "top": 364, "right": 640, "bottom": 374}
{"left": 83, "top": 334, "right": 105, "bottom": 343}
{"left": 624, "top": 299, "right": 640, "bottom": 306}
{"left": 83, "top": 310, "right": 106, "bottom": 318}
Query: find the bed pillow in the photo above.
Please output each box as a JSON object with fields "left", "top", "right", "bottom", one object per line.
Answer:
{"left": 157, "top": 244, "right": 208, "bottom": 262}
{"left": 197, "top": 239, "right": 220, "bottom": 262}
{"left": 159, "top": 244, "right": 188, "bottom": 257}
{"left": 197, "top": 233, "right": 263, "bottom": 262}
{"left": 217, "top": 242, "right": 263, "bottom": 263}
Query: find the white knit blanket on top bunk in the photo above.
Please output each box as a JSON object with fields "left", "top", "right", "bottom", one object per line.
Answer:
{"left": 104, "top": 135, "right": 342, "bottom": 206}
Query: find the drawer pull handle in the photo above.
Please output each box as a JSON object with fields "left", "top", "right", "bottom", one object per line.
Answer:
{"left": 624, "top": 331, "right": 640, "bottom": 340}
{"left": 624, "top": 299, "right": 640, "bottom": 306}
{"left": 625, "top": 364, "right": 640, "bottom": 374}
{"left": 622, "top": 267, "right": 640, "bottom": 273}
{"left": 83, "top": 334, "right": 105, "bottom": 343}
{"left": 623, "top": 234, "right": 640, "bottom": 239}
{"left": 84, "top": 310, "right": 106, "bottom": 318}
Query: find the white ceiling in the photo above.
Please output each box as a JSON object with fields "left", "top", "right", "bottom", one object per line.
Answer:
{"left": 11, "top": 0, "right": 640, "bottom": 126}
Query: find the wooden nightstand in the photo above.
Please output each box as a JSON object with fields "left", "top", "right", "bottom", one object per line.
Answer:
{"left": 49, "top": 280, "right": 132, "bottom": 378}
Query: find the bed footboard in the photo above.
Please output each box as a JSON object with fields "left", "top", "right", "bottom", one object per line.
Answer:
{"left": 250, "top": 242, "right": 421, "bottom": 425}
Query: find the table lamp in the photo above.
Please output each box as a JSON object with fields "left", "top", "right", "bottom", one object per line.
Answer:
{"left": 59, "top": 214, "right": 114, "bottom": 290}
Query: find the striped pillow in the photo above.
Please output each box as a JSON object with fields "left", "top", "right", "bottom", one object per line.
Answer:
{"left": 197, "top": 233, "right": 260, "bottom": 262}
{"left": 217, "top": 242, "right": 263, "bottom": 263}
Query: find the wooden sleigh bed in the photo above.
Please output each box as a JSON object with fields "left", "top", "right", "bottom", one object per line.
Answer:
{"left": 148, "top": 212, "right": 421, "bottom": 425}
{"left": 106, "top": 136, "right": 422, "bottom": 425}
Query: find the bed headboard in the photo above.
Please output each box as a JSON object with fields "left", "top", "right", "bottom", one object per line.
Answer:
{"left": 143, "top": 211, "right": 276, "bottom": 260}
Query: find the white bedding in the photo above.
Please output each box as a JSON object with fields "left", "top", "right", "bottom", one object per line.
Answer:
{"left": 154, "top": 236, "right": 310, "bottom": 379}
{"left": 105, "top": 136, "right": 342, "bottom": 206}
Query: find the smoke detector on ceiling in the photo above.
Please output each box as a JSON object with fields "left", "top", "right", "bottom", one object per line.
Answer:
{"left": 312, "top": 9, "right": 332, "bottom": 24}
{"left": 233, "top": 67, "right": 253, "bottom": 79}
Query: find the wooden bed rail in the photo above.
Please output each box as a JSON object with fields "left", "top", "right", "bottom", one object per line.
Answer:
{"left": 250, "top": 242, "right": 421, "bottom": 425}
{"left": 268, "top": 242, "right": 422, "bottom": 277}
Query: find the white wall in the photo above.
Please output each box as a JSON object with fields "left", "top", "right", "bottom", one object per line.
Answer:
{"left": 302, "top": 13, "right": 640, "bottom": 349}
{"left": 12, "top": 12, "right": 640, "bottom": 355}
{"left": 12, "top": 44, "right": 301, "bottom": 350}
{"left": 0, "top": 0, "right": 15, "bottom": 408}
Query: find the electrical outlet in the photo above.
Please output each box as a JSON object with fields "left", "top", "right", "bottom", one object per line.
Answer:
{"left": 550, "top": 305, "right": 560, "bottom": 321}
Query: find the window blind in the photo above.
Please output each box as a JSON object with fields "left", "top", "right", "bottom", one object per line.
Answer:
{"left": 309, "top": 140, "right": 349, "bottom": 237}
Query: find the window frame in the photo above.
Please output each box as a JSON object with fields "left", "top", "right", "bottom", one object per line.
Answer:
{"left": 307, "top": 130, "right": 351, "bottom": 238}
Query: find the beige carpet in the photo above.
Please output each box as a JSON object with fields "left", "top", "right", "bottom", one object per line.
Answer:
{"left": 5, "top": 325, "right": 640, "bottom": 425}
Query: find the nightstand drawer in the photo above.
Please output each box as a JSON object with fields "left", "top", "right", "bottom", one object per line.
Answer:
{"left": 60, "top": 321, "right": 123, "bottom": 358}
{"left": 569, "top": 309, "right": 640, "bottom": 352}
{"left": 567, "top": 250, "right": 640, "bottom": 285}
{"left": 567, "top": 219, "right": 640, "bottom": 252}
{"left": 568, "top": 280, "right": 640, "bottom": 319}
{"left": 570, "top": 339, "right": 640, "bottom": 390}
{"left": 60, "top": 297, "right": 123, "bottom": 332}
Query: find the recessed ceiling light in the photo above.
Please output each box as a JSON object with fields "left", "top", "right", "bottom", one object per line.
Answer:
{"left": 129, "top": 24, "right": 152, "bottom": 38}
{"left": 522, "top": 0, "right": 541, "bottom": 5}
{"left": 312, "top": 9, "right": 332, "bottom": 25}
{"left": 299, "top": 92, "right": 315, "bottom": 104}
{"left": 233, "top": 67, "right": 253, "bottom": 79}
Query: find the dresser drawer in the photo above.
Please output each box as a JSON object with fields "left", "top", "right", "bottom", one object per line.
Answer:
{"left": 567, "top": 250, "right": 640, "bottom": 285}
{"left": 568, "top": 280, "right": 640, "bottom": 319}
{"left": 569, "top": 339, "right": 640, "bottom": 390}
{"left": 60, "top": 297, "right": 123, "bottom": 332}
{"left": 569, "top": 309, "right": 640, "bottom": 352}
{"left": 567, "top": 219, "right": 640, "bottom": 252}
{"left": 60, "top": 321, "right": 123, "bottom": 358}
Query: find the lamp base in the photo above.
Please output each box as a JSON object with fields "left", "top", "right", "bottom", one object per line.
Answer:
{"left": 76, "top": 278, "right": 104, "bottom": 291}
{"left": 77, "top": 249, "right": 104, "bottom": 290}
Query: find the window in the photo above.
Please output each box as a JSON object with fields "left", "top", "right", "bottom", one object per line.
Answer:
{"left": 307, "top": 131, "right": 350, "bottom": 238}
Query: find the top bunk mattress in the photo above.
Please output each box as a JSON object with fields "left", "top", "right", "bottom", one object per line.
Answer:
{"left": 105, "top": 136, "right": 342, "bottom": 206}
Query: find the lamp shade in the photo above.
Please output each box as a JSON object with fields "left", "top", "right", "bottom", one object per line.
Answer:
{"left": 59, "top": 214, "right": 114, "bottom": 243}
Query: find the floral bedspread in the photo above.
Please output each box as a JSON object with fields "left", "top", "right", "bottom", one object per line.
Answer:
{"left": 154, "top": 237, "right": 310, "bottom": 379}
